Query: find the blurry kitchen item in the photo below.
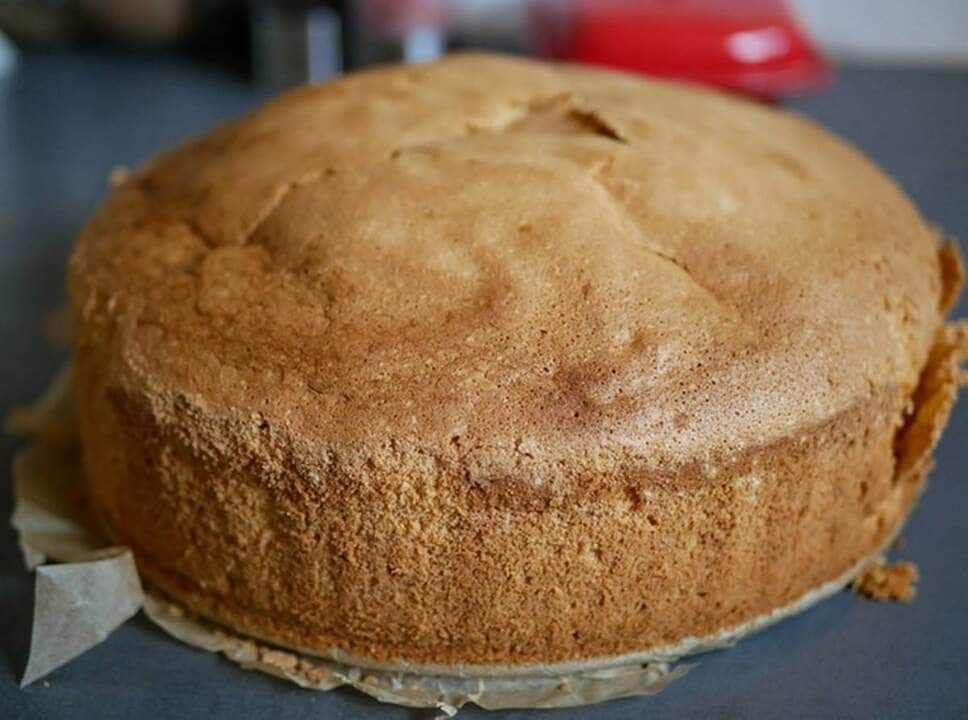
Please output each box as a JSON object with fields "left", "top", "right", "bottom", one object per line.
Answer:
{"left": 447, "top": 0, "right": 526, "bottom": 54}
{"left": 0, "top": 1, "right": 80, "bottom": 44}
{"left": 357, "top": 0, "right": 448, "bottom": 65}
{"left": 790, "top": 0, "right": 968, "bottom": 66}
{"left": 249, "top": 0, "right": 449, "bottom": 88}
{"left": 0, "top": 0, "right": 192, "bottom": 46}
{"left": 250, "top": 1, "right": 342, "bottom": 87}
{"left": 78, "top": 0, "right": 191, "bottom": 43}
{"left": 0, "top": 30, "right": 17, "bottom": 78}
{"left": 530, "top": 0, "right": 831, "bottom": 100}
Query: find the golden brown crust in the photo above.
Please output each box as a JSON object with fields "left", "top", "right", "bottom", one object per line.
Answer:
{"left": 68, "top": 54, "right": 964, "bottom": 670}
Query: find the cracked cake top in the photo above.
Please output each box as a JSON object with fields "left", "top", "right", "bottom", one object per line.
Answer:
{"left": 69, "top": 53, "right": 949, "bottom": 479}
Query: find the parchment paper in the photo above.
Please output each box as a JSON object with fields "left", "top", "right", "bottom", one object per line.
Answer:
{"left": 21, "top": 550, "right": 143, "bottom": 687}
{"left": 7, "top": 365, "right": 691, "bottom": 713}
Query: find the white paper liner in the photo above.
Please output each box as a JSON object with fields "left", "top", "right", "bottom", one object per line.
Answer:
{"left": 7, "top": 365, "right": 900, "bottom": 712}
{"left": 21, "top": 550, "right": 143, "bottom": 687}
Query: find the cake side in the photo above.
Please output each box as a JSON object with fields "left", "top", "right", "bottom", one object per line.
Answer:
{"left": 69, "top": 322, "right": 962, "bottom": 670}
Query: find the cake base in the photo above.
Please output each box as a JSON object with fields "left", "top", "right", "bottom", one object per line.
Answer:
{"left": 141, "top": 525, "right": 905, "bottom": 681}
{"left": 138, "top": 529, "right": 894, "bottom": 712}
{"left": 12, "top": 366, "right": 917, "bottom": 710}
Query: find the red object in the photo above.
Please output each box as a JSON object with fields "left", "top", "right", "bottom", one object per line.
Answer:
{"left": 530, "top": 0, "right": 831, "bottom": 101}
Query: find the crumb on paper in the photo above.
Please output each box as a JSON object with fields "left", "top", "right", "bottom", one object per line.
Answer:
{"left": 296, "top": 658, "right": 330, "bottom": 686}
{"left": 108, "top": 166, "right": 131, "bottom": 188}
{"left": 4, "top": 364, "right": 76, "bottom": 451}
{"left": 853, "top": 560, "right": 918, "bottom": 602}
{"left": 258, "top": 648, "right": 299, "bottom": 672}
{"left": 44, "top": 306, "right": 72, "bottom": 349}
{"left": 891, "top": 537, "right": 906, "bottom": 551}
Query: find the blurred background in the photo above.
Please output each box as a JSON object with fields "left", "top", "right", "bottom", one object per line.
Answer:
{"left": 0, "top": 0, "right": 966, "bottom": 94}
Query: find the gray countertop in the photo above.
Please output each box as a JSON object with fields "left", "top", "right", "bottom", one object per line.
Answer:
{"left": 1, "top": 52, "right": 966, "bottom": 719}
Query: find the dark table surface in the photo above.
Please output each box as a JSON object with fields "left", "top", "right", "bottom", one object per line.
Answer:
{"left": 1, "top": 52, "right": 966, "bottom": 720}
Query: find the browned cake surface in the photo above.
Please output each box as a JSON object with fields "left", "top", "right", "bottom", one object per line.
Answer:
{"left": 67, "top": 54, "right": 964, "bottom": 672}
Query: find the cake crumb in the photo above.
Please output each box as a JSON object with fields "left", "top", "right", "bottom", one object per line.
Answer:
{"left": 258, "top": 648, "right": 299, "bottom": 671}
{"left": 891, "top": 537, "right": 906, "bottom": 550}
{"left": 108, "top": 165, "right": 131, "bottom": 187}
{"left": 44, "top": 306, "right": 72, "bottom": 348}
{"left": 853, "top": 560, "right": 918, "bottom": 602}
{"left": 297, "top": 658, "right": 329, "bottom": 685}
